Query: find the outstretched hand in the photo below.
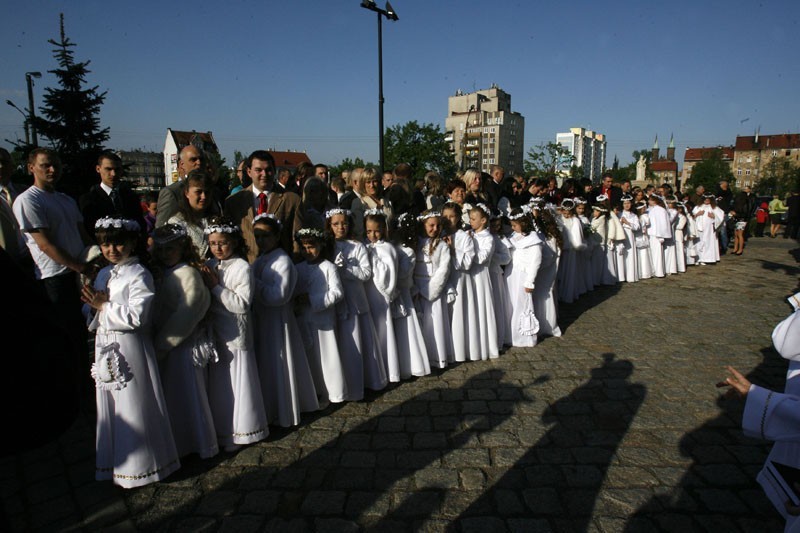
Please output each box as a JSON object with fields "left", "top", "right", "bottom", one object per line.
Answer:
{"left": 80, "top": 284, "right": 108, "bottom": 311}
{"left": 716, "top": 366, "right": 751, "bottom": 398}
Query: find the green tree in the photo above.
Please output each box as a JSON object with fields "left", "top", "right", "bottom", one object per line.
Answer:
{"left": 685, "top": 148, "right": 734, "bottom": 192}
{"left": 523, "top": 142, "right": 574, "bottom": 178}
{"left": 34, "top": 14, "right": 109, "bottom": 198}
{"left": 328, "top": 157, "right": 375, "bottom": 179}
{"left": 384, "top": 121, "right": 457, "bottom": 179}
{"left": 757, "top": 156, "right": 800, "bottom": 197}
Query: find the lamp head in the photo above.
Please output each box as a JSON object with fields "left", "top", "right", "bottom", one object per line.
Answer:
{"left": 26, "top": 72, "right": 42, "bottom": 79}
{"left": 385, "top": 1, "right": 399, "bottom": 20}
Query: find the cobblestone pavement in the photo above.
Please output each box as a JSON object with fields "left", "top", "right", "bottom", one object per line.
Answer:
{"left": 2, "top": 237, "right": 799, "bottom": 532}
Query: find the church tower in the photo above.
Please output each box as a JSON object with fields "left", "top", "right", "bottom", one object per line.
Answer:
{"left": 651, "top": 135, "right": 660, "bottom": 161}
{"left": 666, "top": 134, "right": 675, "bottom": 161}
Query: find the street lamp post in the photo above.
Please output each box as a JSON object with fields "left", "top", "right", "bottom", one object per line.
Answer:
{"left": 359, "top": 1, "right": 398, "bottom": 173}
{"left": 5, "top": 100, "right": 30, "bottom": 145}
{"left": 26, "top": 72, "right": 42, "bottom": 147}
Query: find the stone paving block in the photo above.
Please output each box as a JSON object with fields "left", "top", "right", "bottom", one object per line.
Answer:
{"left": 694, "top": 488, "right": 749, "bottom": 514}
{"left": 194, "top": 490, "right": 241, "bottom": 517}
{"left": 604, "top": 466, "right": 660, "bottom": 488}
{"left": 396, "top": 450, "right": 441, "bottom": 469}
{"left": 414, "top": 468, "right": 459, "bottom": 489}
{"left": 522, "top": 487, "right": 562, "bottom": 514}
{"left": 444, "top": 448, "right": 491, "bottom": 468}
{"left": 506, "top": 518, "right": 554, "bottom": 533}
{"left": 389, "top": 490, "right": 441, "bottom": 518}
{"left": 345, "top": 490, "right": 392, "bottom": 517}
{"left": 239, "top": 490, "right": 280, "bottom": 514}
{"left": 29, "top": 494, "right": 77, "bottom": 528}
{"left": 218, "top": 514, "right": 266, "bottom": 533}
{"left": 314, "top": 517, "right": 359, "bottom": 532}
{"left": 524, "top": 464, "right": 565, "bottom": 487}
{"left": 332, "top": 467, "right": 374, "bottom": 490}
{"left": 377, "top": 417, "right": 405, "bottom": 432}
{"left": 340, "top": 450, "right": 377, "bottom": 468}
{"left": 404, "top": 415, "right": 433, "bottom": 432}
{"left": 263, "top": 517, "right": 310, "bottom": 532}
{"left": 458, "top": 516, "right": 507, "bottom": 532}
{"left": 372, "top": 433, "right": 410, "bottom": 450}
{"left": 459, "top": 468, "right": 486, "bottom": 490}
{"left": 300, "top": 490, "right": 347, "bottom": 515}
{"left": 337, "top": 433, "right": 371, "bottom": 450}
{"left": 412, "top": 432, "right": 447, "bottom": 449}
{"left": 693, "top": 463, "right": 751, "bottom": 486}
{"left": 81, "top": 497, "right": 130, "bottom": 529}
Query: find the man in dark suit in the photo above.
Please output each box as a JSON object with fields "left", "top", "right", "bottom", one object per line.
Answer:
{"left": 591, "top": 171, "right": 622, "bottom": 209}
{"left": 79, "top": 152, "right": 146, "bottom": 241}
{"left": 225, "top": 150, "right": 301, "bottom": 262}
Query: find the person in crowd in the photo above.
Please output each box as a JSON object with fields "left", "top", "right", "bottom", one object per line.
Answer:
{"left": 414, "top": 210, "right": 453, "bottom": 369}
{"left": 466, "top": 202, "right": 499, "bottom": 360}
{"left": 150, "top": 223, "right": 217, "bottom": 460}
{"left": 634, "top": 201, "right": 653, "bottom": 279}
{"left": 532, "top": 205, "right": 563, "bottom": 338}
{"left": 424, "top": 171, "right": 447, "bottom": 211}
{"left": 591, "top": 172, "right": 622, "bottom": 210}
{"left": 201, "top": 216, "right": 268, "bottom": 452}
{"left": 390, "top": 211, "right": 431, "bottom": 379}
{"left": 446, "top": 178, "right": 467, "bottom": 207}
{"left": 156, "top": 145, "right": 206, "bottom": 227}
{"left": 251, "top": 214, "right": 319, "bottom": 427}
{"left": 729, "top": 206, "right": 748, "bottom": 256}
{"left": 294, "top": 161, "right": 315, "bottom": 194}
{"left": 463, "top": 168, "right": 493, "bottom": 207}
{"left": 442, "top": 201, "right": 478, "bottom": 362}
{"left": 294, "top": 227, "right": 348, "bottom": 405}
{"left": 350, "top": 167, "right": 385, "bottom": 242}
{"left": 327, "top": 208, "right": 387, "bottom": 397}
{"left": 693, "top": 193, "right": 725, "bottom": 265}
{"left": 168, "top": 169, "right": 215, "bottom": 260}
{"left": 80, "top": 152, "right": 146, "bottom": 244}
{"left": 275, "top": 168, "right": 298, "bottom": 195}
{"left": 505, "top": 207, "right": 544, "bottom": 347}
{"left": 297, "top": 176, "right": 333, "bottom": 232}
{"left": 330, "top": 177, "right": 347, "bottom": 205}
{"left": 591, "top": 194, "right": 625, "bottom": 285}
{"left": 226, "top": 150, "right": 301, "bottom": 261}
{"left": 715, "top": 180, "right": 734, "bottom": 253}
{"left": 618, "top": 195, "right": 640, "bottom": 282}
{"left": 785, "top": 189, "right": 800, "bottom": 240}
{"left": 488, "top": 209, "right": 513, "bottom": 349}
{"left": 672, "top": 201, "right": 688, "bottom": 272}
{"left": 769, "top": 194, "right": 788, "bottom": 238}
{"left": 647, "top": 194, "right": 672, "bottom": 276}
{"left": 557, "top": 198, "right": 584, "bottom": 302}
{"left": 0, "top": 147, "right": 28, "bottom": 268}
{"left": 755, "top": 201, "right": 770, "bottom": 238}
{"left": 81, "top": 216, "right": 179, "bottom": 488}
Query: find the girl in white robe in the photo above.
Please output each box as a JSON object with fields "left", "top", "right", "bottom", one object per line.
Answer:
{"left": 590, "top": 197, "right": 624, "bottom": 285}
{"left": 466, "top": 203, "right": 499, "bottom": 360}
{"left": 82, "top": 217, "right": 180, "bottom": 488}
{"left": 673, "top": 202, "right": 688, "bottom": 273}
{"left": 327, "top": 209, "right": 387, "bottom": 397}
{"left": 575, "top": 200, "right": 595, "bottom": 294}
{"left": 505, "top": 208, "right": 542, "bottom": 347}
{"left": 151, "top": 224, "right": 218, "bottom": 459}
{"left": 442, "top": 202, "right": 478, "bottom": 362}
{"left": 414, "top": 211, "right": 453, "bottom": 369}
{"left": 635, "top": 201, "right": 653, "bottom": 280}
{"left": 489, "top": 214, "right": 513, "bottom": 349}
{"left": 557, "top": 199, "right": 583, "bottom": 303}
{"left": 684, "top": 204, "right": 700, "bottom": 266}
{"left": 364, "top": 210, "right": 401, "bottom": 382}
{"left": 390, "top": 212, "right": 431, "bottom": 378}
{"left": 647, "top": 195, "right": 672, "bottom": 278}
{"left": 202, "top": 218, "right": 269, "bottom": 451}
{"left": 693, "top": 195, "right": 724, "bottom": 265}
{"left": 251, "top": 215, "right": 319, "bottom": 427}
{"left": 664, "top": 199, "right": 679, "bottom": 275}
{"left": 533, "top": 206, "right": 563, "bottom": 338}
{"left": 294, "top": 227, "right": 349, "bottom": 404}
{"left": 618, "top": 196, "right": 640, "bottom": 283}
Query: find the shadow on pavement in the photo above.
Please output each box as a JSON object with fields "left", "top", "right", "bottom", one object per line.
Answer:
{"left": 624, "top": 346, "right": 787, "bottom": 532}
{"left": 445, "top": 353, "right": 644, "bottom": 531}
{"left": 557, "top": 284, "right": 622, "bottom": 335}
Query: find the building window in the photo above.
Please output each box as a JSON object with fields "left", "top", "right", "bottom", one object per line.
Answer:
{"left": 737, "top": 169, "right": 742, "bottom": 176}
{"left": 746, "top": 156, "right": 752, "bottom": 163}
{"left": 483, "top": 127, "right": 488, "bottom": 133}
{"left": 771, "top": 150, "right": 778, "bottom": 156}
{"left": 745, "top": 169, "right": 751, "bottom": 175}
{"left": 490, "top": 127, "right": 495, "bottom": 133}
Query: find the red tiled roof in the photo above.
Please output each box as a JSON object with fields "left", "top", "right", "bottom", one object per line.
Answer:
{"left": 169, "top": 130, "right": 219, "bottom": 153}
{"left": 651, "top": 160, "right": 678, "bottom": 171}
{"left": 683, "top": 146, "right": 734, "bottom": 162}
{"left": 735, "top": 134, "right": 800, "bottom": 151}
{"left": 270, "top": 151, "right": 312, "bottom": 168}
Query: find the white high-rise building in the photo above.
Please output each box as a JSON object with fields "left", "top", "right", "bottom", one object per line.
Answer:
{"left": 445, "top": 84, "right": 525, "bottom": 174}
{"left": 556, "top": 127, "right": 607, "bottom": 183}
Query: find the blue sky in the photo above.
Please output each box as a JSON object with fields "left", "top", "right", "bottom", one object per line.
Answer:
{"left": 2, "top": 0, "right": 799, "bottom": 170}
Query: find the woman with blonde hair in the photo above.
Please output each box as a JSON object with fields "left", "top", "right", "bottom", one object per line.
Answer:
{"left": 351, "top": 167, "right": 386, "bottom": 241}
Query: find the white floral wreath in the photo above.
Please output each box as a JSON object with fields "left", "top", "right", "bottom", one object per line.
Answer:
{"left": 470, "top": 202, "right": 492, "bottom": 217}
{"left": 417, "top": 211, "right": 441, "bottom": 222}
{"left": 203, "top": 223, "right": 240, "bottom": 235}
{"left": 95, "top": 216, "right": 140, "bottom": 232}
{"left": 325, "top": 208, "right": 351, "bottom": 219}
{"left": 153, "top": 223, "right": 188, "bottom": 244}
{"left": 253, "top": 213, "right": 281, "bottom": 228}
{"left": 295, "top": 227, "right": 325, "bottom": 240}
{"left": 363, "top": 207, "right": 385, "bottom": 217}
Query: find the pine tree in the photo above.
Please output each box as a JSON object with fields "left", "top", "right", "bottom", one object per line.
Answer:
{"left": 35, "top": 13, "right": 109, "bottom": 197}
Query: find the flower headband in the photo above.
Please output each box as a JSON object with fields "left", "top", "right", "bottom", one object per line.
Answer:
{"left": 595, "top": 194, "right": 609, "bottom": 203}
{"left": 621, "top": 194, "right": 634, "bottom": 202}
{"left": 325, "top": 208, "right": 351, "bottom": 219}
{"left": 560, "top": 199, "right": 575, "bottom": 210}
{"left": 593, "top": 205, "right": 609, "bottom": 212}
{"left": 508, "top": 209, "right": 530, "bottom": 221}
{"left": 417, "top": 211, "right": 441, "bottom": 222}
{"left": 204, "top": 222, "right": 240, "bottom": 235}
{"left": 363, "top": 207, "right": 385, "bottom": 217}
{"left": 471, "top": 203, "right": 492, "bottom": 217}
{"left": 253, "top": 213, "right": 281, "bottom": 228}
{"left": 95, "top": 216, "right": 140, "bottom": 232}
{"left": 397, "top": 212, "right": 413, "bottom": 224}
{"left": 295, "top": 227, "right": 325, "bottom": 240}
{"left": 635, "top": 201, "right": 648, "bottom": 210}
{"left": 152, "top": 223, "right": 188, "bottom": 244}
{"left": 574, "top": 198, "right": 587, "bottom": 205}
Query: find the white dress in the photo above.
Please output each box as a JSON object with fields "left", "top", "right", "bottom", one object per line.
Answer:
{"left": 577, "top": 215, "right": 595, "bottom": 293}
{"left": 693, "top": 205, "right": 724, "bottom": 264}
{"left": 674, "top": 213, "right": 687, "bottom": 273}
{"left": 392, "top": 244, "right": 431, "bottom": 377}
{"left": 469, "top": 228, "right": 499, "bottom": 360}
{"left": 88, "top": 258, "right": 180, "bottom": 488}
{"left": 252, "top": 248, "right": 319, "bottom": 427}
{"left": 619, "top": 211, "right": 640, "bottom": 283}
{"left": 447, "top": 229, "right": 478, "bottom": 362}
{"left": 206, "top": 256, "right": 269, "bottom": 447}
{"left": 591, "top": 214, "right": 622, "bottom": 285}
{"left": 684, "top": 214, "right": 699, "bottom": 266}
{"left": 414, "top": 238, "right": 453, "bottom": 368}
{"left": 490, "top": 233, "right": 513, "bottom": 348}
{"left": 647, "top": 205, "right": 672, "bottom": 277}
{"left": 365, "top": 240, "right": 400, "bottom": 382}
{"left": 557, "top": 216, "right": 583, "bottom": 303}
{"left": 664, "top": 208, "right": 678, "bottom": 275}
{"left": 333, "top": 240, "right": 387, "bottom": 397}
{"left": 535, "top": 234, "right": 562, "bottom": 338}
{"left": 505, "top": 232, "right": 541, "bottom": 347}
{"left": 637, "top": 213, "right": 654, "bottom": 279}
{"left": 153, "top": 263, "right": 217, "bottom": 459}
{"left": 295, "top": 259, "right": 348, "bottom": 403}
